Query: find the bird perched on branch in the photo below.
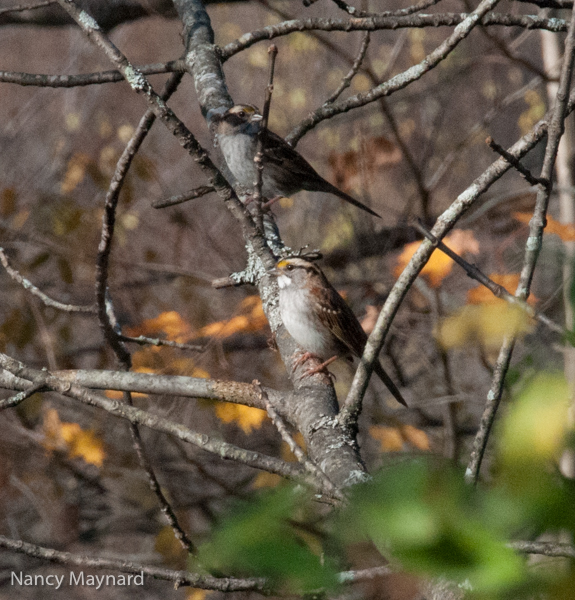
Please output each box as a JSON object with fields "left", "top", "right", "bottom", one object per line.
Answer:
{"left": 212, "top": 104, "right": 380, "bottom": 217}
{"left": 270, "top": 257, "right": 406, "bottom": 407}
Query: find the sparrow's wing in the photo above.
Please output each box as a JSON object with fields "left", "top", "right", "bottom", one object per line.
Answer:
{"left": 313, "top": 281, "right": 369, "bottom": 358}
{"left": 260, "top": 129, "right": 323, "bottom": 179}
{"left": 315, "top": 282, "right": 407, "bottom": 407}
{"left": 261, "top": 130, "right": 381, "bottom": 218}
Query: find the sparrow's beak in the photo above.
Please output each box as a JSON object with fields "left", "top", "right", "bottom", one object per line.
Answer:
{"left": 251, "top": 113, "right": 263, "bottom": 123}
{"left": 267, "top": 267, "right": 279, "bottom": 277}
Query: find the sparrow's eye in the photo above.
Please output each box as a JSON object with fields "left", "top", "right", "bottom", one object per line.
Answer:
{"left": 238, "top": 111, "right": 245, "bottom": 118}
{"left": 286, "top": 264, "right": 294, "bottom": 271}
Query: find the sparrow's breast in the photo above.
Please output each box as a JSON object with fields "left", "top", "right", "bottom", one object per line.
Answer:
{"left": 218, "top": 132, "right": 258, "bottom": 187}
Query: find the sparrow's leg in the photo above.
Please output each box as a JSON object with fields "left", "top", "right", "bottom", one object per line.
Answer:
{"left": 305, "top": 355, "right": 338, "bottom": 376}
{"left": 291, "top": 351, "right": 338, "bottom": 380}
{"left": 292, "top": 351, "right": 317, "bottom": 369}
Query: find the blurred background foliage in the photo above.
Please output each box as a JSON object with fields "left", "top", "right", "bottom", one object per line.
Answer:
{"left": 1, "top": 0, "right": 575, "bottom": 598}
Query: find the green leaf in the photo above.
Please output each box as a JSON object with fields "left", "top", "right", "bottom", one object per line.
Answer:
{"left": 196, "top": 486, "right": 338, "bottom": 592}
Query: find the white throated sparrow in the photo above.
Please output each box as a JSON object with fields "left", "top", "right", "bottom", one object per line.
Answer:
{"left": 212, "top": 104, "right": 380, "bottom": 218}
{"left": 271, "top": 257, "right": 407, "bottom": 407}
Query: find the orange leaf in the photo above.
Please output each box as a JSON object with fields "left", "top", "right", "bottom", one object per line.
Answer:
{"left": 42, "top": 409, "right": 105, "bottom": 467}
{"left": 127, "top": 311, "right": 193, "bottom": 343}
{"left": 369, "top": 424, "right": 430, "bottom": 452}
{"left": 401, "top": 425, "right": 430, "bottom": 451}
{"left": 395, "top": 230, "right": 479, "bottom": 287}
{"left": 195, "top": 296, "right": 267, "bottom": 339}
{"left": 369, "top": 426, "right": 403, "bottom": 451}
{"left": 214, "top": 403, "right": 268, "bottom": 434}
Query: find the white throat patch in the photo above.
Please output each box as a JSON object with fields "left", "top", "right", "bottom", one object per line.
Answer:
{"left": 277, "top": 275, "right": 292, "bottom": 289}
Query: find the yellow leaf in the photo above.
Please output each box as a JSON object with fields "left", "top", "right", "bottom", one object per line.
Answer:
{"left": 247, "top": 45, "right": 269, "bottom": 68}
{"left": 351, "top": 73, "right": 371, "bottom": 93}
{"left": 65, "top": 112, "right": 81, "bottom": 131}
{"left": 288, "top": 88, "right": 307, "bottom": 110}
{"left": 61, "top": 153, "right": 91, "bottom": 194}
{"left": 518, "top": 90, "right": 546, "bottom": 135}
{"left": 42, "top": 409, "right": 105, "bottom": 467}
{"left": 501, "top": 373, "right": 570, "bottom": 464}
{"left": 322, "top": 212, "right": 355, "bottom": 252}
{"left": 395, "top": 230, "right": 479, "bottom": 287}
{"left": 409, "top": 29, "right": 426, "bottom": 63}
{"left": 187, "top": 590, "right": 208, "bottom": 600}
{"left": 117, "top": 124, "right": 135, "bottom": 143}
{"left": 214, "top": 403, "right": 267, "bottom": 434}
{"left": 288, "top": 32, "right": 318, "bottom": 52}
{"left": 436, "top": 304, "right": 533, "bottom": 351}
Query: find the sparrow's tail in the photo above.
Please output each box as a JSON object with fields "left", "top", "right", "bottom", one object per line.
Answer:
{"left": 373, "top": 360, "right": 408, "bottom": 407}
{"left": 331, "top": 186, "right": 381, "bottom": 218}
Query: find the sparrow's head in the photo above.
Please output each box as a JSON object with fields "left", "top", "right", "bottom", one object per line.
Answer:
{"left": 212, "top": 104, "right": 263, "bottom": 135}
{"left": 271, "top": 258, "right": 324, "bottom": 291}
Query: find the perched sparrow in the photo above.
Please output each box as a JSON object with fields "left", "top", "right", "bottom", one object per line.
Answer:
{"left": 270, "top": 257, "right": 407, "bottom": 407}
{"left": 212, "top": 104, "right": 380, "bottom": 217}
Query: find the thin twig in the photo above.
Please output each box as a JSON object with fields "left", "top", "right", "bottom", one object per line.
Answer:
{"left": 0, "top": 247, "right": 96, "bottom": 313}
{"left": 427, "top": 75, "right": 543, "bottom": 191}
{"left": 0, "top": 382, "right": 45, "bottom": 410}
{"left": 339, "top": 61, "right": 575, "bottom": 433}
{"left": 253, "top": 45, "right": 278, "bottom": 207}
{"left": 338, "top": 0, "right": 502, "bottom": 421}
{"left": 324, "top": 32, "right": 371, "bottom": 105}
{"left": 0, "top": 0, "right": 54, "bottom": 15}
{"left": 466, "top": 4, "right": 575, "bottom": 485}
{"left": 287, "top": 0, "right": 503, "bottom": 145}
{"left": 412, "top": 220, "right": 565, "bottom": 335}
{"left": 91, "top": 67, "right": 196, "bottom": 552}
{"left": 0, "top": 60, "right": 185, "bottom": 88}
{"left": 118, "top": 335, "right": 205, "bottom": 352}
{"left": 152, "top": 185, "right": 215, "bottom": 209}
{"left": 330, "top": 0, "right": 443, "bottom": 18}
{"left": 486, "top": 136, "right": 547, "bottom": 186}
{"left": 95, "top": 72, "right": 184, "bottom": 366}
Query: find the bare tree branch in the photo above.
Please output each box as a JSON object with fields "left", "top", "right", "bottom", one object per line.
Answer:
{"left": 340, "top": 70, "right": 575, "bottom": 431}
{"left": 466, "top": 5, "right": 575, "bottom": 485}
{"left": 0, "top": 247, "right": 96, "bottom": 313}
